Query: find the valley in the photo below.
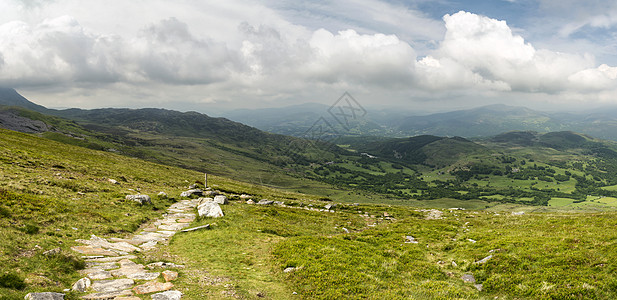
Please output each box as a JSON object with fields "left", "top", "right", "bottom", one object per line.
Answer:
{"left": 2, "top": 90, "right": 617, "bottom": 299}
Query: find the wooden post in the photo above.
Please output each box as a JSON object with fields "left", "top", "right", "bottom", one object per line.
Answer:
{"left": 204, "top": 173, "right": 208, "bottom": 188}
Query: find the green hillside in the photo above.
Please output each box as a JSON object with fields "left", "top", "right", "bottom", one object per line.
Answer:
{"left": 3, "top": 128, "right": 617, "bottom": 299}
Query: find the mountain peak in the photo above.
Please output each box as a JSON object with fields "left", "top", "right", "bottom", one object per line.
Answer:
{"left": 0, "top": 88, "right": 48, "bottom": 112}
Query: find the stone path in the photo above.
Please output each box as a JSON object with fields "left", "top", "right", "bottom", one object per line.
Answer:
{"left": 68, "top": 199, "right": 201, "bottom": 300}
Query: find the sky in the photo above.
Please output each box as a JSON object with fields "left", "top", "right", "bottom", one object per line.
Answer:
{"left": 0, "top": 0, "right": 616, "bottom": 113}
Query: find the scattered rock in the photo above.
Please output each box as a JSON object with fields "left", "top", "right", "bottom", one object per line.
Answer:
{"left": 475, "top": 255, "right": 493, "bottom": 264}
{"left": 180, "top": 189, "right": 202, "bottom": 198}
{"left": 452, "top": 261, "right": 458, "bottom": 267}
{"left": 108, "top": 179, "right": 119, "bottom": 184}
{"left": 162, "top": 270, "right": 178, "bottom": 282}
{"left": 189, "top": 184, "right": 198, "bottom": 189}
{"left": 474, "top": 284, "right": 483, "bottom": 291}
{"left": 197, "top": 201, "right": 224, "bottom": 218}
{"left": 126, "top": 194, "right": 152, "bottom": 205}
{"left": 157, "top": 192, "right": 168, "bottom": 198}
{"left": 71, "top": 277, "right": 91, "bottom": 292}
{"left": 257, "top": 199, "right": 274, "bottom": 205}
{"left": 24, "top": 292, "right": 65, "bottom": 300}
{"left": 342, "top": 227, "right": 350, "bottom": 233}
{"left": 324, "top": 204, "right": 337, "bottom": 210}
{"left": 246, "top": 199, "right": 255, "bottom": 204}
{"left": 512, "top": 211, "right": 525, "bottom": 216}
{"left": 417, "top": 209, "right": 443, "bottom": 220}
{"left": 213, "top": 195, "right": 228, "bottom": 205}
{"left": 467, "top": 238, "right": 477, "bottom": 243}
{"left": 133, "top": 281, "right": 174, "bottom": 295}
{"left": 274, "top": 201, "right": 284, "bottom": 205}
{"left": 404, "top": 236, "right": 418, "bottom": 244}
{"left": 461, "top": 274, "right": 476, "bottom": 283}
{"left": 42, "top": 247, "right": 61, "bottom": 256}
{"left": 283, "top": 267, "right": 296, "bottom": 273}
{"left": 240, "top": 194, "right": 252, "bottom": 199}
{"left": 151, "top": 290, "right": 183, "bottom": 300}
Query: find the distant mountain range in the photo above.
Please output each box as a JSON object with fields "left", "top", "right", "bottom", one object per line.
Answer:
{"left": 223, "top": 102, "right": 617, "bottom": 141}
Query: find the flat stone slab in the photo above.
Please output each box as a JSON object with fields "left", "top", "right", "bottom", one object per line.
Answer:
{"left": 72, "top": 246, "right": 118, "bottom": 256}
{"left": 151, "top": 290, "right": 183, "bottom": 300}
{"left": 158, "top": 223, "right": 190, "bottom": 231}
{"left": 24, "top": 292, "right": 65, "bottom": 300}
{"left": 85, "top": 255, "right": 137, "bottom": 263}
{"left": 127, "top": 272, "right": 160, "bottom": 281}
{"left": 133, "top": 281, "right": 174, "bottom": 295}
{"left": 86, "top": 262, "right": 119, "bottom": 270}
{"left": 91, "top": 278, "right": 135, "bottom": 293}
{"left": 81, "top": 290, "right": 133, "bottom": 299}
{"left": 81, "top": 269, "right": 113, "bottom": 280}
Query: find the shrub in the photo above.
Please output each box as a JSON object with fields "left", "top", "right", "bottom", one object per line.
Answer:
{"left": 0, "top": 272, "right": 26, "bottom": 290}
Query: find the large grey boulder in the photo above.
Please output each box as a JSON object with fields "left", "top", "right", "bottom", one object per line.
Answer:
{"left": 71, "top": 277, "right": 91, "bottom": 292}
{"left": 24, "top": 293, "right": 65, "bottom": 300}
{"left": 198, "top": 201, "right": 224, "bottom": 218}
{"left": 213, "top": 195, "right": 228, "bottom": 205}
{"left": 126, "top": 194, "right": 151, "bottom": 205}
{"left": 257, "top": 199, "right": 274, "bottom": 205}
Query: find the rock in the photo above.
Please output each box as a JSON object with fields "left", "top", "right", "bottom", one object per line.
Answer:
{"left": 157, "top": 192, "right": 168, "bottom": 198}
{"left": 198, "top": 201, "right": 224, "bottom": 218}
{"left": 162, "top": 270, "right": 178, "bottom": 282}
{"left": 108, "top": 179, "right": 119, "bottom": 184}
{"left": 342, "top": 227, "right": 350, "bottom": 233}
{"left": 146, "top": 262, "right": 185, "bottom": 269}
{"left": 474, "top": 284, "right": 483, "bottom": 291}
{"left": 71, "top": 277, "right": 91, "bottom": 292}
{"left": 475, "top": 255, "right": 493, "bottom": 264}
{"left": 76, "top": 235, "right": 141, "bottom": 253}
{"left": 324, "top": 204, "right": 337, "bottom": 210}
{"left": 115, "top": 297, "right": 141, "bottom": 300}
{"left": 257, "top": 199, "right": 274, "bottom": 205}
{"left": 180, "top": 224, "right": 210, "bottom": 232}
{"left": 128, "top": 272, "right": 160, "bottom": 281}
{"left": 43, "top": 247, "right": 61, "bottom": 256}
{"left": 512, "top": 211, "right": 525, "bottom": 215}
{"left": 126, "top": 194, "right": 152, "bottom": 205}
{"left": 246, "top": 199, "right": 255, "bottom": 204}
{"left": 24, "top": 292, "right": 65, "bottom": 300}
{"left": 91, "top": 278, "right": 134, "bottom": 293}
{"left": 71, "top": 246, "right": 118, "bottom": 257}
{"left": 452, "top": 261, "right": 458, "bottom": 267}
{"left": 151, "top": 290, "right": 183, "bottom": 300}
{"left": 283, "top": 267, "right": 296, "bottom": 273}
{"left": 213, "top": 195, "right": 228, "bottom": 205}
{"left": 417, "top": 209, "right": 443, "bottom": 220}
{"left": 461, "top": 274, "right": 476, "bottom": 283}
{"left": 240, "top": 194, "right": 252, "bottom": 199}
{"left": 189, "top": 184, "right": 198, "bottom": 189}
{"left": 404, "top": 236, "right": 418, "bottom": 244}
{"left": 180, "top": 189, "right": 202, "bottom": 198}
{"left": 81, "top": 269, "right": 113, "bottom": 280}
{"left": 133, "top": 281, "right": 174, "bottom": 294}
{"left": 467, "top": 238, "right": 477, "bottom": 243}
{"left": 273, "top": 201, "right": 284, "bottom": 205}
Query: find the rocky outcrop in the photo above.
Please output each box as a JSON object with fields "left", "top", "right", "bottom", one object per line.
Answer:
{"left": 198, "top": 201, "right": 224, "bottom": 218}
{"left": 24, "top": 292, "right": 65, "bottom": 300}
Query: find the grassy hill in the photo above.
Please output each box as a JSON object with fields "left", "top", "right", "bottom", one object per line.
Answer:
{"left": 3, "top": 128, "right": 617, "bottom": 299}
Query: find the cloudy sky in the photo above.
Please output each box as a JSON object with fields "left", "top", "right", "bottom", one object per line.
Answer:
{"left": 1, "top": 0, "right": 616, "bottom": 113}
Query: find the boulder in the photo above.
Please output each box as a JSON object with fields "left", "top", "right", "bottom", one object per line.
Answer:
{"left": 180, "top": 189, "right": 202, "bottom": 198}
{"left": 151, "top": 290, "right": 182, "bottom": 300}
{"left": 162, "top": 270, "right": 178, "bottom": 282}
{"left": 126, "top": 194, "right": 151, "bottom": 205}
{"left": 213, "top": 195, "right": 228, "bottom": 205}
{"left": 24, "top": 292, "right": 65, "bottom": 300}
{"left": 71, "top": 277, "right": 91, "bottom": 292}
{"left": 257, "top": 199, "right": 274, "bottom": 205}
{"left": 198, "top": 201, "right": 224, "bottom": 218}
